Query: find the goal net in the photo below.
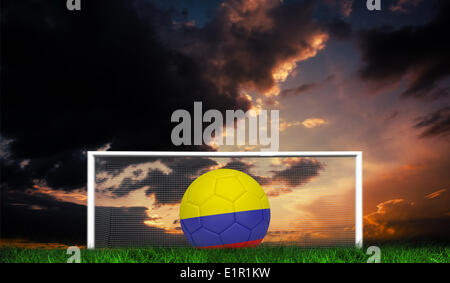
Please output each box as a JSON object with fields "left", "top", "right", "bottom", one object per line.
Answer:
{"left": 88, "top": 152, "right": 362, "bottom": 249}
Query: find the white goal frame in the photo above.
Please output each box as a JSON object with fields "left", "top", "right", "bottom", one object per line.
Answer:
{"left": 87, "top": 151, "right": 363, "bottom": 249}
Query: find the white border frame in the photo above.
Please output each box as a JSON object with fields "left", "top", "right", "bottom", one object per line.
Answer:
{"left": 87, "top": 151, "right": 363, "bottom": 249}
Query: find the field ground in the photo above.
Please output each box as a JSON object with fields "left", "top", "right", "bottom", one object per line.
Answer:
{"left": 1, "top": 243, "right": 449, "bottom": 263}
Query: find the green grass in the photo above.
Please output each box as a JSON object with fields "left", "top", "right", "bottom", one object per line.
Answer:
{"left": 1, "top": 244, "right": 448, "bottom": 263}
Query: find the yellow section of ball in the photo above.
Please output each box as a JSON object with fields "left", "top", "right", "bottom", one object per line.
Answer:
{"left": 180, "top": 168, "right": 270, "bottom": 219}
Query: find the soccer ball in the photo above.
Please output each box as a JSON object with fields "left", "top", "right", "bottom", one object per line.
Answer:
{"left": 179, "top": 168, "right": 270, "bottom": 248}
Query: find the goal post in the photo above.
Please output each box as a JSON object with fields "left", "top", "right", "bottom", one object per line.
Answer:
{"left": 87, "top": 151, "right": 363, "bottom": 249}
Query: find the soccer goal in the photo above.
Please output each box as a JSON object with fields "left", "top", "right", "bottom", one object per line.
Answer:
{"left": 87, "top": 151, "right": 362, "bottom": 249}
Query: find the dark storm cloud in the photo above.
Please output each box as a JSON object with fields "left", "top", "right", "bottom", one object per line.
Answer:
{"left": 1, "top": 0, "right": 253, "bottom": 192}
{"left": 280, "top": 75, "right": 334, "bottom": 98}
{"left": 1, "top": 147, "right": 88, "bottom": 191}
{"left": 414, "top": 106, "right": 450, "bottom": 138}
{"left": 100, "top": 157, "right": 217, "bottom": 204}
{"left": 164, "top": 156, "right": 218, "bottom": 173}
{"left": 221, "top": 159, "right": 271, "bottom": 186}
{"left": 0, "top": 157, "right": 32, "bottom": 190}
{"left": 271, "top": 158, "right": 325, "bottom": 187}
{"left": 364, "top": 194, "right": 450, "bottom": 242}
{"left": 390, "top": 0, "right": 423, "bottom": 13}
{"left": 357, "top": 0, "right": 450, "bottom": 99}
{"left": 141, "top": 157, "right": 218, "bottom": 204}
{"left": 1, "top": 0, "right": 329, "bottom": 194}
{"left": 325, "top": 19, "right": 353, "bottom": 40}
{"left": 221, "top": 159, "right": 251, "bottom": 171}
{"left": 96, "top": 156, "right": 160, "bottom": 177}
{"left": 1, "top": 190, "right": 86, "bottom": 244}
{"left": 217, "top": 157, "right": 325, "bottom": 189}
{"left": 169, "top": 0, "right": 328, "bottom": 96}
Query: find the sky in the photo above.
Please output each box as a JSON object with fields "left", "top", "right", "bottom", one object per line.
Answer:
{"left": 1, "top": 0, "right": 449, "bottom": 246}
